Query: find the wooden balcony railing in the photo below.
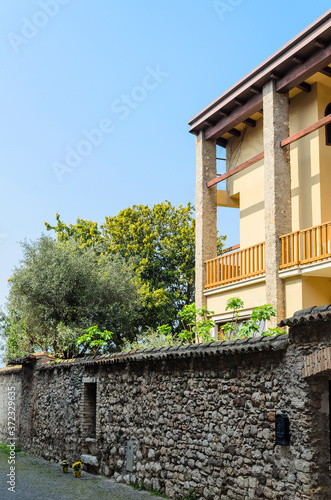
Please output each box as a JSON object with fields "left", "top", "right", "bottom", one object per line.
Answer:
{"left": 280, "top": 221, "right": 331, "bottom": 269}
{"left": 205, "top": 242, "right": 265, "bottom": 289}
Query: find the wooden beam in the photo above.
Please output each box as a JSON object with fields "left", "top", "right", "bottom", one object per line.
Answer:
{"left": 228, "top": 128, "right": 241, "bottom": 137}
{"left": 222, "top": 244, "right": 240, "bottom": 254}
{"left": 205, "top": 93, "right": 262, "bottom": 141}
{"left": 320, "top": 66, "right": 331, "bottom": 78}
{"left": 234, "top": 99, "right": 245, "bottom": 106}
{"left": 207, "top": 151, "right": 264, "bottom": 188}
{"left": 280, "top": 113, "right": 331, "bottom": 148}
{"left": 297, "top": 81, "right": 312, "bottom": 92}
{"left": 219, "top": 111, "right": 229, "bottom": 117}
{"left": 243, "top": 118, "right": 256, "bottom": 128}
{"left": 277, "top": 44, "right": 331, "bottom": 93}
{"left": 216, "top": 137, "right": 227, "bottom": 148}
{"left": 250, "top": 86, "right": 261, "bottom": 94}
{"left": 314, "top": 39, "right": 327, "bottom": 49}
{"left": 293, "top": 56, "right": 304, "bottom": 64}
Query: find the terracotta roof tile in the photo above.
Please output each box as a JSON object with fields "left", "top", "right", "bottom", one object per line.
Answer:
{"left": 279, "top": 304, "right": 331, "bottom": 327}
{"left": 35, "top": 334, "right": 288, "bottom": 371}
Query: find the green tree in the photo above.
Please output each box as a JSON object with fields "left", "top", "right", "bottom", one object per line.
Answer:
{"left": 45, "top": 202, "right": 226, "bottom": 332}
{"left": 45, "top": 217, "right": 101, "bottom": 250}
{"left": 75, "top": 325, "right": 113, "bottom": 356}
{"left": 1, "top": 236, "right": 141, "bottom": 362}
{"left": 102, "top": 202, "right": 196, "bottom": 330}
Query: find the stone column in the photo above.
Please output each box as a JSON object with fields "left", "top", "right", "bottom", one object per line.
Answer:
{"left": 263, "top": 80, "right": 291, "bottom": 326}
{"left": 195, "top": 130, "right": 217, "bottom": 310}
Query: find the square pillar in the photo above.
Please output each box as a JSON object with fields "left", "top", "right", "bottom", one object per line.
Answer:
{"left": 195, "top": 130, "right": 217, "bottom": 310}
{"left": 263, "top": 80, "right": 291, "bottom": 326}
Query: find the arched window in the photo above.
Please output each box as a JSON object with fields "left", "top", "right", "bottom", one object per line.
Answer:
{"left": 326, "top": 103, "right": 331, "bottom": 146}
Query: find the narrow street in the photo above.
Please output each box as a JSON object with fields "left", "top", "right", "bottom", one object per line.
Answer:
{"left": 0, "top": 452, "right": 161, "bottom": 500}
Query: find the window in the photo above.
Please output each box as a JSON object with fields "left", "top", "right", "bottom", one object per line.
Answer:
{"left": 325, "top": 103, "right": 331, "bottom": 146}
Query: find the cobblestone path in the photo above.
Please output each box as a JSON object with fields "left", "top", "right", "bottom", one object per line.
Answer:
{"left": 0, "top": 452, "right": 161, "bottom": 500}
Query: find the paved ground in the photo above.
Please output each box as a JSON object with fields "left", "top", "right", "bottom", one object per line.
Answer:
{"left": 0, "top": 451, "right": 162, "bottom": 500}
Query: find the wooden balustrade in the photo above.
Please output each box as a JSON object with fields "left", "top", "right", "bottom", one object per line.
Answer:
{"left": 205, "top": 221, "right": 331, "bottom": 289}
{"left": 205, "top": 242, "right": 265, "bottom": 289}
{"left": 280, "top": 221, "right": 331, "bottom": 269}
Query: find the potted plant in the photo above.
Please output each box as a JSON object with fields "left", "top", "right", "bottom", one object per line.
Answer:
{"left": 60, "top": 460, "right": 69, "bottom": 473}
{"left": 72, "top": 461, "right": 82, "bottom": 478}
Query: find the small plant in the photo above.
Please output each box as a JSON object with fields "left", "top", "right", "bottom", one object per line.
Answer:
{"left": 178, "top": 304, "right": 215, "bottom": 344}
{"left": 75, "top": 326, "right": 113, "bottom": 356}
{"left": 123, "top": 326, "right": 179, "bottom": 351}
{"left": 50, "top": 358, "right": 62, "bottom": 366}
{"left": 262, "top": 327, "right": 285, "bottom": 337}
{"left": 124, "top": 303, "right": 216, "bottom": 349}
{"left": 131, "top": 483, "right": 168, "bottom": 498}
{"left": 221, "top": 297, "right": 244, "bottom": 339}
{"left": 149, "top": 489, "right": 168, "bottom": 498}
{"left": 221, "top": 298, "right": 286, "bottom": 340}
{"left": 124, "top": 299, "right": 285, "bottom": 351}
{"left": 0, "top": 443, "right": 21, "bottom": 455}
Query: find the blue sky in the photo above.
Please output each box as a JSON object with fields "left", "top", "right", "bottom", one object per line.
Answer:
{"left": 0, "top": 1, "right": 330, "bottom": 309}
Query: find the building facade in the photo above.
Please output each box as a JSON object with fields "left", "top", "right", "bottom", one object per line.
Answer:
{"left": 189, "top": 10, "right": 331, "bottom": 329}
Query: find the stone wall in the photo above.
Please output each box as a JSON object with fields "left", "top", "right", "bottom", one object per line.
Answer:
{"left": 1, "top": 315, "right": 331, "bottom": 499}
{"left": 0, "top": 368, "right": 22, "bottom": 443}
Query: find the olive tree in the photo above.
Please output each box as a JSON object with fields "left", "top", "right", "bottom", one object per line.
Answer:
{"left": 1, "top": 236, "right": 141, "bottom": 361}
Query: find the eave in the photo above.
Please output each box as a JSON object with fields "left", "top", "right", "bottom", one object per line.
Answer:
{"left": 188, "top": 9, "right": 331, "bottom": 140}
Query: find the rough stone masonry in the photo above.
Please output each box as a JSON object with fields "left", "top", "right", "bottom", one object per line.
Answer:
{"left": 1, "top": 306, "right": 331, "bottom": 499}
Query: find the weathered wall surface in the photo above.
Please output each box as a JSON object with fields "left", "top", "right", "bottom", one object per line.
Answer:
{"left": 0, "top": 369, "right": 22, "bottom": 442}
{"left": 1, "top": 320, "right": 331, "bottom": 500}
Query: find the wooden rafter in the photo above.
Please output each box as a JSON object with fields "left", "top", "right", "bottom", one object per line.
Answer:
{"left": 216, "top": 138, "right": 227, "bottom": 148}
{"left": 205, "top": 94, "right": 262, "bottom": 141}
{"left": 189, "top": 11, "right": 331, "bottom": 135}
{"left": 314, "top": 39, "right": 327, "bottom": 49}
{"left": 228, "top": 128, "right": 241, "bottom": 137}
{"left": 276, "top": 43, "right": 331, "bottom": 93}
{"left": 243, "top": 118, "right": 256, "bottom": 128}
{"left": 297, "top": 81, "right": 312, "bottom": 92}
{"left": 293, "top": 56, "right": 305, "bottom": 64}
{"left": 320, "top": 66, "right": 331, "bottom": 77}
{"left": 201, "top": 46, "right": 330, "bottom": 140}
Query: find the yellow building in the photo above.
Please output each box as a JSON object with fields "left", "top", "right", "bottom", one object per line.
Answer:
{"left": 189, "top": 10, "right": 331, "bottom": 330}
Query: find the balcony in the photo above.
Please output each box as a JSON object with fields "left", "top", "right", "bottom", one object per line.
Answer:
{"left": 280, "top": 221, "right": 331, "bottom": 270}
{"left": 205, "top": 242, "right": 265, "bottom": 290}
{"left": 204, "top": 221, "right": 331, "bottom": 291}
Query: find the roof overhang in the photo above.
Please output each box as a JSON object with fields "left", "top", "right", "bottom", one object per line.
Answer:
{"left": 188, "top": 9, "right": 331, "bottom": 141}
{"left": 7, "top": 351, "right": 55, "bottom": 366}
